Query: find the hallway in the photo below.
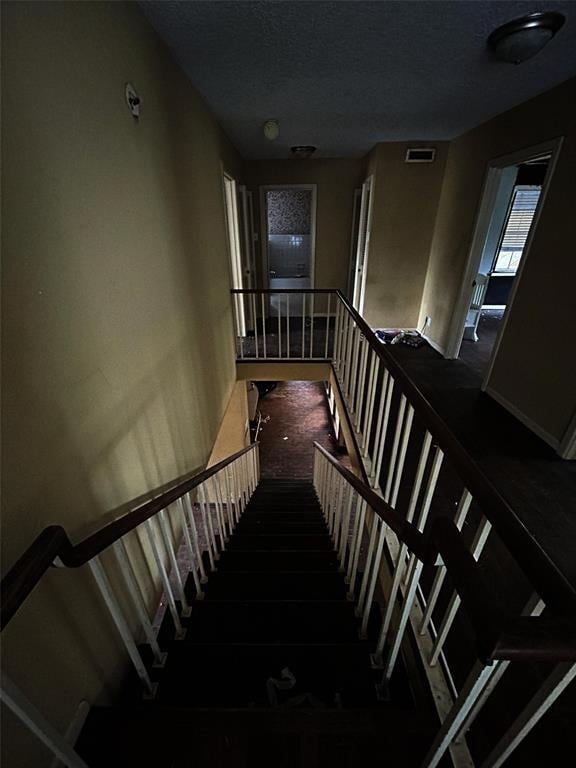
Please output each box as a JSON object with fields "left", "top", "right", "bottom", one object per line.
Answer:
{"left": 458, "top": 308, "right": 505, "bottom": 377}
{"left": 387, "top": 341, "right": 576, "bottom": 593}
{"left": 256, "top": 381, "right": 348, "bottom": 479}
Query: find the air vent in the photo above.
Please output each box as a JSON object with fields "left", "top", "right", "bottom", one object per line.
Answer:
{"left": 405, "top": 148, "right": 436, "bottom": 163}
{"left": 290, "top": 145, "right": 316, "bottom": 159}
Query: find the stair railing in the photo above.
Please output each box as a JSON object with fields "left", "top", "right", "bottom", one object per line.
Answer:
{"left": 313, "top": 443, "right": 576, "bottom": 768}
{"left": 232, "top": 288, "right": 575, "bottom": 768}
{"left": 1, "top": 442, "right": 259, "bottom": 768}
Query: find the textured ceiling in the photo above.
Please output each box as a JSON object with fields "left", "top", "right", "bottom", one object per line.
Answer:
{"left": 140, "top": 1, "right": 576, "bottom": 158}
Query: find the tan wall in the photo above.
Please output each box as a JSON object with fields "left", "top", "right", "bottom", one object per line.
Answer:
{"left": 363, "top": 142, "right": 448, "bottom": 329}
{"left": 236, "top": 361, "right": 332, "bottom": 382}
{"left": 420, "top": 78, "right": 576, "bottom": 444}
{"left": 245, "top": 159, "right": 364, "bottom": 291}
{"left": 1, "top": 1, "right": 243, "bottom": 763}
{"left": 207, "top": 382, "right": 250, "bottom": 466}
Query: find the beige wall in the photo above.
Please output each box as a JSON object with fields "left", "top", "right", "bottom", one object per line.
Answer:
{"left": 245, "top": 159, "right": 364, "bottom": 291}
{"left": 1, "top": 1, "right": 243, "bottom": 763}
{"left": 363, "top": 142, "right": 448, "bottom": 329}
{"left": 207, "top": 381, "right": 250, "bottom": 466}
{"left": 420, "top": 78, "right": 576, "bottom": 444}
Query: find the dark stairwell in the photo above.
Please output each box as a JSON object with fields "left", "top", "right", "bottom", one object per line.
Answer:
{"left": 76, "top": 478, "right": 439, "bottom": 767}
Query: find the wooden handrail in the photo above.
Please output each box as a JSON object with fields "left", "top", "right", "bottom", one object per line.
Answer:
{"left": 313, "top": 442, "right": 426, "bottom": 559}
{"left": 0, "top": 444, "right": 257, "bottom": 631}
{"left": 333, "top": 290, "right": 576, "bottom": 613}
{"left": 314, "top": 443, "right": 576, "bottom": 663}
{"left": 232, "top": 287, "right": 576, "bottom": 612}
{"left": 1, "top": 527, "right": 72, "bottom": 630}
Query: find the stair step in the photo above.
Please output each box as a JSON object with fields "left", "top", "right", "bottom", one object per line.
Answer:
{"left": 236, "top": 519, "right": 327, "bottom": 534}
{"left": 241, "top": 510, "right": 324, "bottom": 522}
{"left": 227, "top": 534, "right": 333, "bottom": 551}
{"left": 184, "top": 600, "right": 359, "bottom": 642}
{"left": 78, "top": 707, "right": 436, "bottom": 768}
{"left": 157, "top": 643, "right": 377, "bottom": 708}
{"left": 245, "top": 502, "right": 321, "bottom": 512}
{"left": 215, "top": 550, "right": 340, "bottom": 572}
{"left": 203, "top": 571, "right": 348, "bottom": 600}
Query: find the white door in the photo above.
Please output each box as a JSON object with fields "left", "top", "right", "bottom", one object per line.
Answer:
{"left": 352, "top": 176, "right": 374, "bottom": 314}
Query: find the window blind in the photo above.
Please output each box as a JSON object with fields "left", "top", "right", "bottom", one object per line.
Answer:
{"left": 500, "top": 188, "right": 541, "bottom": 251}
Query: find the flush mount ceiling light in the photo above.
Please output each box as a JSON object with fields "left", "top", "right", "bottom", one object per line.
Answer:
{"left": 263, "top": 120, "right": 280, "bottom": 141}
{"left": 290, "top": 145, "right": 317, "bottom": 159}
{"left": 488, "top": 12, "right": 565, "bottom": 64}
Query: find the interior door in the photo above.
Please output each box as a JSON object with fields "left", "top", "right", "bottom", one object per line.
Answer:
{"left": 352, "top": 176, "right": 374, "bottom": 313}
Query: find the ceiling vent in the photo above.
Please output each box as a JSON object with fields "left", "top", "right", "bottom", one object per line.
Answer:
{"left": 405, "top": 148, "right": 436, "bottom": 163}
{"left": 290, "top": 145, "right": 317, "bottom": 159}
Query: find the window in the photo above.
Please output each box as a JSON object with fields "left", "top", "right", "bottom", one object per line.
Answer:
{"left": 493, "top": 186, "right": 541, "bottom": 273}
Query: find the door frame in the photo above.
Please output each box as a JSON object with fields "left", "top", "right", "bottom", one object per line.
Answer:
{"left": 352, "top": 175, "right": 375, "bottom": 314}
{"left": 444, "top": 138, "right": 563, "bottom": 392}
{"left": 347, "top": 187, "right": 362, "bottom": 298}
{"left": 259, "top": 184, "right": 317, "bottom": 289}
{"left": 222, "top": 170, "right": 246, "bottom": 335}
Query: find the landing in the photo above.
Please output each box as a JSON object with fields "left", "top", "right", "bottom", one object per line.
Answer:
{"left": 257, "top": 381, "right": 347, "bottom": 479}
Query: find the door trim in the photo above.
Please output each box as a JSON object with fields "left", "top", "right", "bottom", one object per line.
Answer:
{"left": 445, "top": 138, "right": 564, "bottom": 383}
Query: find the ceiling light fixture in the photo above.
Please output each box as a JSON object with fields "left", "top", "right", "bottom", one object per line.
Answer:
{"left": 290, "top": 145, "right": 316, "bottom": 159}
{"left": 488, "top": 11, "right": 565, "bottom": 64}
{"left": 263, "top": 120, "right": 280, "bottom": 141}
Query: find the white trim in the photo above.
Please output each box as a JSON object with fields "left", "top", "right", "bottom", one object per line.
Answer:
{"left": 348, "top": 188, "right": 362, "bottom": 297}
{"left": 352, "top": 175, "right": 375, "bottom": 314}
{"left": 445, "top": 138, "right": 564, "bottom": 368}
{"left": 482, "top": 139, "right": 563, "bottom": 389}
{"left": 259, "top": 184, "right": 317, "bottom": 289}
{"left": 558, "top": 408, "right": 576, "bottom": 460}
{"left": 485, "top": 386, "right": 560, "bottom": 450}
{"left": 50, "top": 702, "right": 91, "bottom": 768}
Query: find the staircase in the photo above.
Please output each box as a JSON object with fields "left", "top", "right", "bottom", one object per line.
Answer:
{"left": 76, "top": 479, "right": 438, "bottom": 767}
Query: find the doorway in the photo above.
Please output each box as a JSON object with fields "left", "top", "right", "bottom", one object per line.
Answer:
{"left": 350, "top": 176, "right": 374, "bottom": 314}
{"left": 445, "top": 139, "right": 562, "bottom": 385}
{"left": 260, "top": 185, "right": 316, "bottom": 310}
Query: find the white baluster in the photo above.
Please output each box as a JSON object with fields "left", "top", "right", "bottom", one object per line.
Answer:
{"left": 113, "top": 538, "right": 167, "bottom": 666}
{"left": 176, "top": 498, "right": 203, "bottom": 598}
{"left": 360, "top": 518, "right": 387, "bottom": 638}
{"left": 420, "top": 488, "right": 472, "bottom": 635}
{"left": 0, "top": 674, "right": 91, "bottom": 768}
{"left": 324, "top": 293, "right": 331, "bottom": 359}
{"left": 309, "top": 293, "right": 315, "bottom": 357}
{"left": 145, "top": 518, "right": 184, "bottom": 637}
{"left": 421, "top": 660, "right": 496, "bottom": 768}
{"left": 383, "top": 446, "right": 444, "bottom": 681}
{"left": 159, "top": 508, "right": 191, "bottom": 616}
{"left": 370, "top": 371, "right": 394, "bottom": 488}
{"left": 88, "top": 555, "right": 156, "bottom": 696}
{"left": 347, "top": 497, "right": 367, "bottom": 595}
{"left": 361, "top": 354, "right": 379, "bottom": 457}
{"left": 374, "top": 431, "right": 433, "bottom": 660}
{"left": 182, "top": 493, "right": 207, "bottom": 583}
{"left": 261, "top": 294, "right": 267, "bottom": 358}
{"left": 429, "top": 515, "right": 492, "bottom": 666}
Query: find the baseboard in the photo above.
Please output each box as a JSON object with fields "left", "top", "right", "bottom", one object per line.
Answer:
{"left": 50, "top": 700, "right": 90, "bottom": 768}
{"left": 421, "top": 332, "right": 447, "bottom": 357}
{"left": 485, "top": 386, "right": 560, "bottom": 451}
